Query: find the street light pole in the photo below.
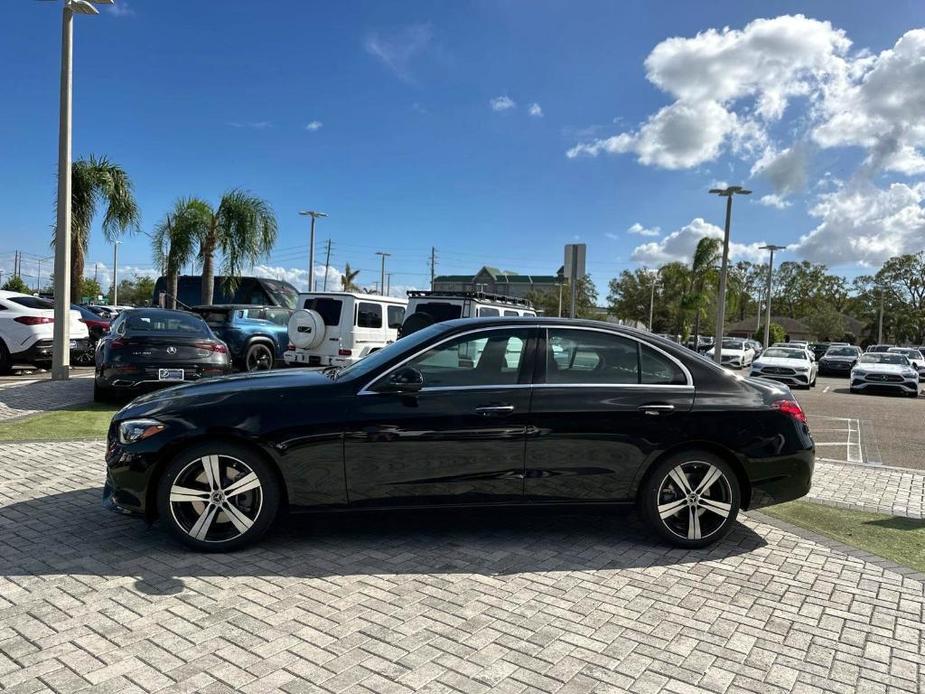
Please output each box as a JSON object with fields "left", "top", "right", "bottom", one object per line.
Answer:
{"left": 375, "top": 252, "right": 391, "bottom": 295}
{"left": 759, "top": 244, "right": 786, "bottom": 347}
{"left": 299, "top": 210, "right": 327, "bottom": 292}
{"left": 878, "top": 288, "right": 885, "bottom": 344}
{"left": 709, "top": 185, "right": 751, "bottom": 364}
{"left": 111, "top": 241, "right": 120, "bottom": 305}
{"left": 647, "top": 268, "right": 658, "bottom": 332}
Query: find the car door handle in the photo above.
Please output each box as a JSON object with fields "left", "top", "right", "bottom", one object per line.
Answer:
{"left": 638, "top": 403, "right": 675, "bottom": 415}
{"left": 475, "top": 404, "right": 515, "bottom": 416}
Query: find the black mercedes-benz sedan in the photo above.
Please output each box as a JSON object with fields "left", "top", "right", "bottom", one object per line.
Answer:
{"left": 94, "top": 308, "right": 232, "bottom": 402}
{"left": 104, "top": 318, "right": 814, "bottom": 551}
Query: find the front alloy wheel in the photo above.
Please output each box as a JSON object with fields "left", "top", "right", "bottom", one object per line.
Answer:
{"left": 640, "top": 453, "right": 740, "bottom": 548}
{"left": 158, "top": 443, "right": 280, "bottom": 551}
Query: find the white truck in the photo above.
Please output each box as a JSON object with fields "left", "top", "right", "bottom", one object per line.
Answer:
{"left": 284, "top": 292, "right": 408, "bottom": 367}
{"left": 399, "top": 290, "right": 536, "bottom": 336}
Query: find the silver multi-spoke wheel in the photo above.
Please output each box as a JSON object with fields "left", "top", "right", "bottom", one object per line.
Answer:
{"left": 656, "top": 460, "right": 734, "bottom": 541}
{"left": 168, "top": 454, "right": 263, "bottom": 544}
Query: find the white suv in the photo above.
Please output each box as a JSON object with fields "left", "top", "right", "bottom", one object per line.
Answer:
{"left": 284, "top": 292, "right": 408, "bottom": 367}
{"left": 400, "top": 291, "right": 536, "bottom": 336}
{"left": 0, "top": 291, "right": 90, "bottom": 374}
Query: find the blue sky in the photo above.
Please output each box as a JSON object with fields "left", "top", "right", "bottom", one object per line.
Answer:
{"left": 1, "top": 1, "right": 924, "bottom": 296}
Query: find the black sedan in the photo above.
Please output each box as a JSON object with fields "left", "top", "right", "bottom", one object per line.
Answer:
{"left": 104, "top": 318, "right": 814, "bottom": 551}
{"left": 94, "top": 309, "right": 232, "bottom": 402}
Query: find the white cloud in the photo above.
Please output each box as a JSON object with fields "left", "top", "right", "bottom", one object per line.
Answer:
{"left": 106, "top": 2, "right": 135, "bottom": 17}
{"left": 750, "top": 145, "right": 807, "bottom": 197}
{"left": 528, "top": 103, "right": 543, "bottom": 118}
{"left": 627, "top": 222, "right": 661, "bottom": 237}
{"left": 631, "top": 217, "right": 765, "bottom": 264}
{"left": 757, "top": 194, "right": 792, "bottom": 209}
{"left": 252, "top": 264, "right": 345, "bottom": 293}
{"left": 228, "top": 121, "right": 272, "bottom": 130}
{"left": 305, "top": 121, "right": 323, "bottom": 131}
{"left": 813, "top": 29, "right": 925, "bottom": 175}
{"left": 794, "top": 181, "right": 925, "bottom": 265}
{"left": 364, "top": 23, "right": 433, "bottom": 82}
{"left": 490, "top": 96, "right": 516, "bottom": 112}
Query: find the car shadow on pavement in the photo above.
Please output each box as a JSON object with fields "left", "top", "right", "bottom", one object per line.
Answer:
{"left": 0, "top": 487, "right": 767, "bottom": 596}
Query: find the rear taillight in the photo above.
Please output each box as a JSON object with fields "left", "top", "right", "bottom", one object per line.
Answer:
{"left": 773, "top": 399, "right": 806, "bottom": 424}
{"left": 194, "top": 341, "right": 228, "bottom": 354}
{"left": 109, "top": 337, "right": 127, "bottom": 349}
{"left": 286, "top": 343, "right": 295, "bottom": 351}
{"left": 14, "top": 316, "right": 53, "bottom": 325}
{"left": 338, "top": 348, "right": 352, "bottom": 356}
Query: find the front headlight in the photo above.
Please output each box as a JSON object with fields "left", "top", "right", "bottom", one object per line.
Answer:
{"left": 795, "top": 366, "right": 809, "bottom": 372}
{"left": 118, "top": 418, "right": 165, "bottom": 444}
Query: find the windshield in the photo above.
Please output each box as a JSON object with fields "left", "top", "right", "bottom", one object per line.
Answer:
{"left": 762, "top": 348, "right": 805, "bottom": 360}
{"left": 826, "top": 347, "right": 858, "bottom": 357}
{"left": 721, "top": 339, "right": 744, "bottom": 349}
{"left": 859, "top": 353, "right": 908, "bottom": 365}
{"left": 890, "top": 348, "right": 922, "bottom": 359}
{"left": 261, "top": 280, "right": 298, "bottom": 309}
{"left": 336, "top": 323, "right": 449, "bottom": 382}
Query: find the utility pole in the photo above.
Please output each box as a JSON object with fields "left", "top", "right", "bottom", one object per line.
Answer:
{"left": 429, "top": 246, "right": 436, "bottom": 290}
{"left": 878, "top": 287, "right": 885, "bottom": 344}
{"left": 322, "top": 238, "right": 333, "bottom": 292}
{"left": 94, "top": 261, "right": 99, "bottom": 285}
{"left": 112, "top": 241, "right": 120, "bottom": 305}
{"left": 375, "top": 251, "right": 390, "bottom": 296}
{"left": 36, "top": 258, "right": 44, "bottom": 293}
{"left": 299, "top": 210, "right": 327, "bottom": 292}
{"left": 386, "top": 272, "right": 392, "bottom": 296}
{"left": 647, "top": 268, "right": 657, "bottom": 332}
{"left": 709, "top": 186, "right": 751, "bottom": 363}
{"left": 759, "top": 244, "right": 785, "bottom": 347}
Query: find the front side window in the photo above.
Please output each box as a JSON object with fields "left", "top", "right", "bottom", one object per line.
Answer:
{"left": 401, "top": 329, "right": 530, "bottom": 388}
{"left": 356, "top": 302, "right": 383, "bottom": 328}
{"left": 387, "top": 305, "right": 405, "bottom": 329}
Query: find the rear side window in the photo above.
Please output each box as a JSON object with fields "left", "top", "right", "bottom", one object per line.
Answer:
{"left": 265, "top": 308, "right": 291, "bottom": 326}
{"left": 479, "top": 307, "right": 500, "bottom": 317}
{"left": 547, "top": 329, "right": 638, "bottom": 384}
{"left": 387, "top": 305, "right": 405, "bottom": 329}
{"left": 199, "top": 310, "right": 231, "bottom": 326}
{"left": 303, "top": 298, "right": 342, "bottom": 326}
{"left": 503, "top": 310, "right": 519, "bottom": 317}
{"left": 357, "top": 302, "right": 383, "bottom": 328}
{"left": 640, "top": 345, "right": 687, "bottom": 385}
{"left": 9, "top": 297, "right": 53, "bottom": 310}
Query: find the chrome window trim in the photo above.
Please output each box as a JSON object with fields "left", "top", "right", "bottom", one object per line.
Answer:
{"left": 358, "top": 323, "right": 696, "bottom": 395}
{"left": 543, "top": 326, "right": 694, "bottom": 388}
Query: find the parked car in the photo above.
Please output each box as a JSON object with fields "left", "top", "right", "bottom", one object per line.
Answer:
{"left": 152, "top": 275, "right": 299, "bottom": 309}
{"left": 399, "top": 290, "right": 536, "bottom": 337}
{"left": 0, "top": 291, "right": 90, "bottom": 374}
{"left": 94, "top": 308, "right": 232, "bottom": 401}
{"left": 749, "top": 346, "right": 817, "bottom": 389}
{"left": 818, "top": 345, "right": 861, "bottom": 376}
{"left": 850, "top": 352, "right": 919, "bottom": 397}
{"left": 192, "top": 305, "right": 291, "bottom": 372}
{"left": 284, "top": 292, "right": 408, "bottom": 367}
{"left": 865, "top": 344, "right": 895, "bottom": 353}
{"left": 706, "top": 338, "right": 755, "bottom": 369}
{"left": 685, "top": 335, "right": 714, "bottom": 353}
{"left": 888, "top": 347, "right": 925, "bottom": 381}
{"left": 103, "top": 317, "right": 814, "bottom": 552}
{"left": 71, "top": 304, "right": 111, "bottom": 366}
{"left": 808, "top": 342, "right": 831, "bottom": 361}
{"left": 745, "top": 339, "right": 763, "bottom": 357}
{"left": 82, "top": 304, "right": 119, "bottom": 320}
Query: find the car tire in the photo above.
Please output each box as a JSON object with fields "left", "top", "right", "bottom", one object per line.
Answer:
{"left": 93, "top": 380, "right": 113, "bottom": 403}
{"left": 0, "top": 342, "right": 12, "bottom": 376}
{"left": 639, "top": 451, "right": 740, "bottom": 549}
{"left": 157, "top": 442, "right": 281, "bottom": 552}
{"left": 244, "top": 342, "right": 275, "bottom": 372}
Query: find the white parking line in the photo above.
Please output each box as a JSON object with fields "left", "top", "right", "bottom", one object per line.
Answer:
{"left": 823, "top": 385, "right": 830, "bottom": 393}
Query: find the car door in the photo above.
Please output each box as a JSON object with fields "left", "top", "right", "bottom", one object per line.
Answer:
{"left": 525, "top": 328, "right": 694, "bottom": 502}
{"left": 344, "top": 326, "right": 537, "bottom": 507}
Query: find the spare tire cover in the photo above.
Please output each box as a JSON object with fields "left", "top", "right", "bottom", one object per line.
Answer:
{"left": 399, "top": 311, "right": 435, "bottom": 338}
{"left": 288, "top": 309, "right": 325, "bottom": 349}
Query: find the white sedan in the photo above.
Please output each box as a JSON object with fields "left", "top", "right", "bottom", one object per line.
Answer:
{"left": 851, "top": 352, "right": 920, "bottom": 397}
{"left": 888, "top": 347, "right": 925, "bottom": 381}
{"left": 749, "top": 346, "right": 817, "bottom": 389}
{"left": 706, "top": 338, "right": 755, "bottom": 369}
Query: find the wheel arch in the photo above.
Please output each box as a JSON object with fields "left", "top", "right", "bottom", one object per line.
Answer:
{"left": 634, "top": 441, "right": 752, "bottom": 510}
{"left": 144, "top": 433, "right": 290, "bottom": 522}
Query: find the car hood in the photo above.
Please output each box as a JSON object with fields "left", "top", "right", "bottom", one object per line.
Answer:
{"left": 854, "top": 363, "right": 912, "bottom": 374}
{"left": 753, "top": 357, "right": 808, "bottom": 369}
{"left": 821, "top": 354, "right": 857, "bottom": 361}
{"left": 710, "top": 348, "right": 745, "bottom": 357}
{"left": 117, "top": 369, "right": 336, "bottom": 419}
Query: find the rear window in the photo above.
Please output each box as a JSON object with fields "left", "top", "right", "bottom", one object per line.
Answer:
{"left": 124, "top": 313, "right": 209, "bottom": 335}
{"left": 415, "top": 302, "right": 462, "bottom": 322}
{"left": 303, "top": 298, "right": 342, "bottom": 326}
{"left": 387, "top": 305, "right": 405, "bottom": 329}
{"left": 9, "top": 296, "right": 53, "bottom": 310}
{"left": 357, "top": 302, "right": 383, "bottom": 328}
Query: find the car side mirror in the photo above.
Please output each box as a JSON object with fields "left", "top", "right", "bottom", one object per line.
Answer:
{"left": 380, "top": 366, "right": 424, "bottom": 393}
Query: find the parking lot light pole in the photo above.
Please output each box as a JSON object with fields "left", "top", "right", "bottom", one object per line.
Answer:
{"left": 759, "top": 244, "right": 786, "bottom": 347}
{"left": 375, "top": 251, "right": 391, "bottom": 296}
{"left": 299, "top": 210, "right": 327, "bottom": 292}
{"left": 647, "top": 268, "right": 658, "bottom": 332}
{"left": 709, "top": 186, "right": 751, "bottom": 364}
{"left": 50, "top": 0, "right": 112, "bottom": 380}
{"left": 111, "top": 240, "right": 120, "bottom": 305}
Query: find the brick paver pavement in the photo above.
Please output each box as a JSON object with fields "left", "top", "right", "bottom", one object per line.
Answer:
{"left": 1, "top": 441, "right": 923, "bottom": 693}
{"left": 809, "top": 460, "right": 925, "bottom": 519}
{"left": 0, "top": 377, "right": 93, "bottom": 422}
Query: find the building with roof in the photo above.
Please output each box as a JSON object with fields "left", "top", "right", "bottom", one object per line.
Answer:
{"left": 432, "top": 265, "right": 562, "bottom": 299}
{"left": 726, "top": 313, "right": 866, "bottom": 343}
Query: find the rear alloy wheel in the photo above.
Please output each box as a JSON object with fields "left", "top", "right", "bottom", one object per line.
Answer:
{"left": 640, "top": 453, "right": 740, "bottom": 548}
{"left": 245, "top": 342, "right": 274, "bottom": 372}
{"left": 158, "top": 443, "right": 280, "bottom": 551}
{"left": 0, "top": 343, "right": 11, "bottom": 376}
